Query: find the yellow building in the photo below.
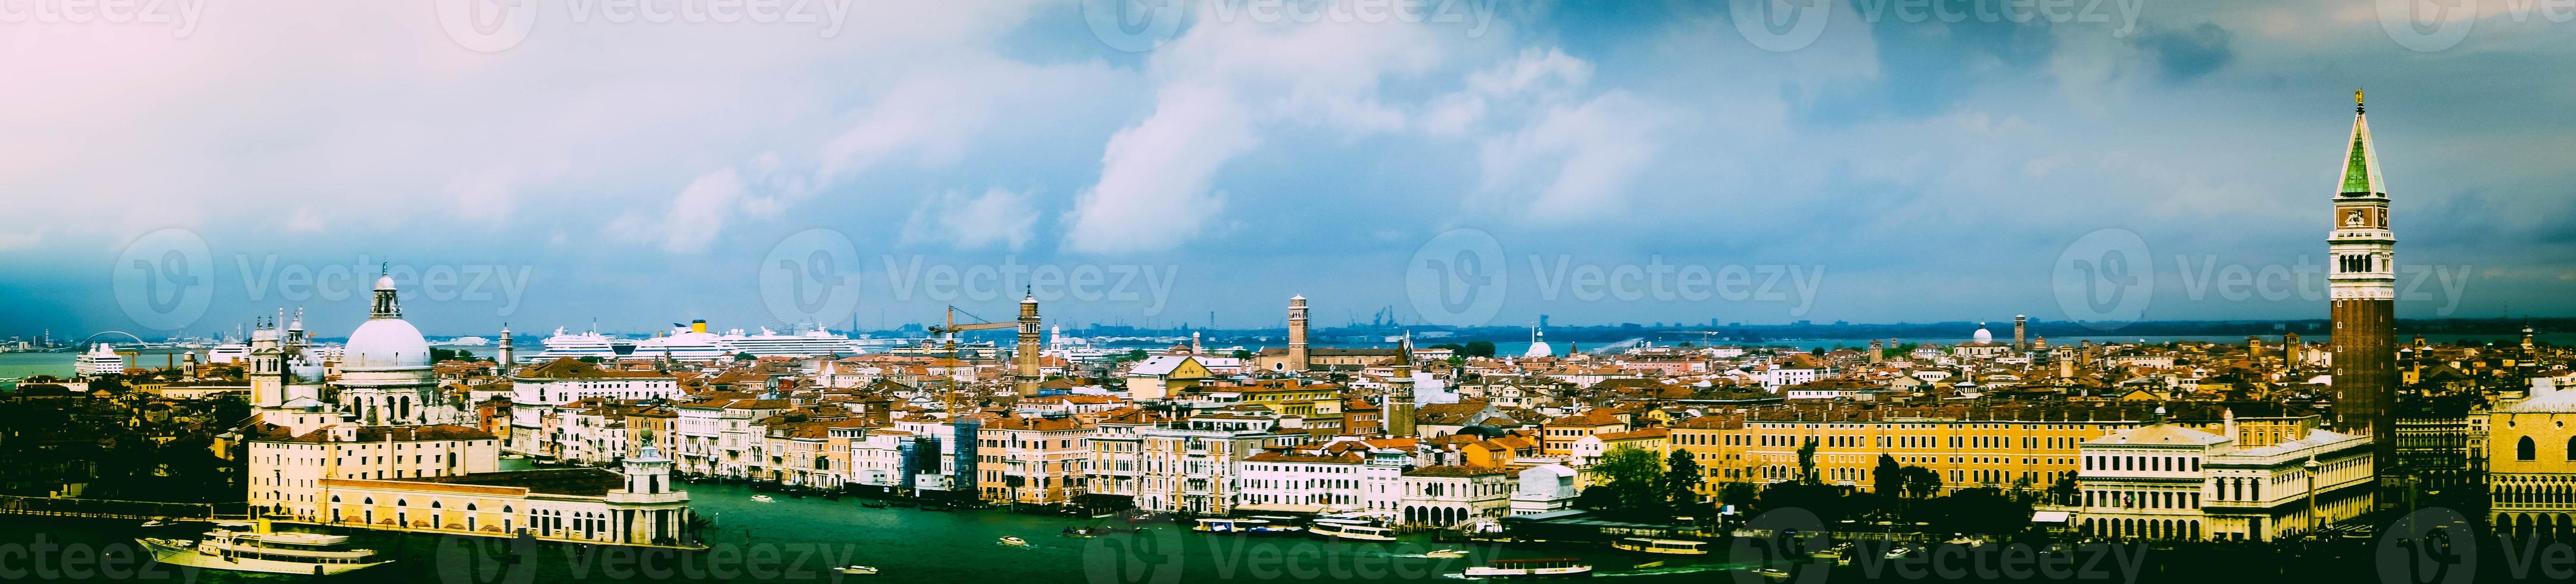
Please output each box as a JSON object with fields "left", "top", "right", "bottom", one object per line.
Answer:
{"left": 2489, "top": 388, "right": 2576, "bottom": 534}
{"left": 1124, "top": 356, "right": 1213, "bottom": 400}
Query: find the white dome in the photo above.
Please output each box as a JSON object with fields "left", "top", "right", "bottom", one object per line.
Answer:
{"left": 1524, "top": 341, "right": 1555, "bottom": 358}
{"left": 345, "top": 318, "right": 432, "bottom": 369}
{"left": 1972, "top": 324, "right": 1994, "bottom": 344}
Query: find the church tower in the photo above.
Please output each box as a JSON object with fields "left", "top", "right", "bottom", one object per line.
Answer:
{"left": 1386, "top": 335, "right": 1417, "bottom": 437}
{"left": 2328, "top": 91, "right": 2398, "bottom": 496}
{"left": 1286, "top": 296, "right": 1309, "bottom": 372}
{"left": 1013, "top": 291, "right": 1042, "bottom": 397}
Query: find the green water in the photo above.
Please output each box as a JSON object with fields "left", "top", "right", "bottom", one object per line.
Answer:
{"left": 0, "top": 352, "right": 74, "bottom": 378}
{"left": 0, "top": 482, "right": 1736, "bottom": 583}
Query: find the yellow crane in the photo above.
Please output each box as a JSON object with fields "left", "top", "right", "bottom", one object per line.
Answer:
{"left": 925, "top": 305, "right": 1015, "bottom": 353}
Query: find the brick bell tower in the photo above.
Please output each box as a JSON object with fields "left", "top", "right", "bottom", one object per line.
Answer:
{"left": 2328, "top": 90, "right": 2397, "bottom": 502}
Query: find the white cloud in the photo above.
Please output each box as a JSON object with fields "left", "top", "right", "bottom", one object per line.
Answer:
{"left": 1474, "top": 91, "right": 1676, "bottom": 223}
{"left": 902, "top": 187, "right": 1040, "bottom": 251}
{"left": 613, "top": 168, "right": 746, "bottom": 254}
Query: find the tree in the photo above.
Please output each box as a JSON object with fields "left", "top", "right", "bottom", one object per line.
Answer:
{"left": 1663, "top": 449, "right": 1705, "bottom": 512}
{"left": 1463, "top": 340, "right": 1497, "bottom": 358}
{"left": 1230, "top": 349, "right": 1252, "bottom": 359}
{"left": 1592, "top": 446, "right": 1666, "bottom": 513}
{"left": 1872, "top": 453, "right": 1903, "bottom": 510}
{"left": 1717, "top": 482, "right": 1759, "bottom": 508}
{"left": 734, "top": 352, "right": 757, "bottom": 362}
{"left": 1900, "top": 466, "right": 1943, "bottom": 501}
{"left": 2047, "top": 474, "right": 2080, "bottom": 507}
{"left": 1794, "top": 437, "right": 1820, "bottom": 484}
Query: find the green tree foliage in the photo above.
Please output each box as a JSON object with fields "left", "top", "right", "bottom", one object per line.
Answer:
{"left": 1663, "top": 449, "right": 1705, "bottom": 511}
{"left": 1795, "top": 437, "right": 1820, "bottom": 484}
{"left": 1592, "top": 446, "right": 1667, "bottom": 513}
{"left": 1900, "top": 465, "right": 1943, "bottom": 500}
{"left": 1462, "top": 340, "right": 1497, "bottom": 358}
{"left": 734, "top": 352, "right": 757, "bottom": 362}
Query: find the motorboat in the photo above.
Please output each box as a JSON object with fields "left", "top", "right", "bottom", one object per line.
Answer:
{"left": 750, "top": 495, "right": 776, "bottom": 503}
{"left": 1423, "top": 548, "right": 1468, "bottom": 559}
{"left": 1308, "top": 518, "right": 1398, "bottom": 542}
{"left": 999, "top": 536, "right": 1030, "bottom": 547}
{"left": 1461, "top": 558, "right": 1592, "bottom": 579}
{"left": 835, "top": 565, "right": 878, "bottom": 575}
{"left": 138, "top": 523, "right": 388, "bottom": 576}
{"left": 1611, "top": 538, "right": 1710, "bottom": 555}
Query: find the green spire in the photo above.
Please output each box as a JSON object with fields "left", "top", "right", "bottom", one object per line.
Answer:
{"left": 2340, "top": 93, "right": 2385, "bottom": 196}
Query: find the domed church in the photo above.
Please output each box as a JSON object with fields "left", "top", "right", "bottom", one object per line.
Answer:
{"left": 332, "top": 269, "right": 452, "bottom": 426}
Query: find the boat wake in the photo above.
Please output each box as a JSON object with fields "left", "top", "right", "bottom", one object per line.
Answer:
{"left": 1593, "top": 564, "right": 1747, "bottom": 577}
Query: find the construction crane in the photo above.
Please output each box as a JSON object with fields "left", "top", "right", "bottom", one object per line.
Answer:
{"left": 925, "top": 305, "right": 1015, "bottom": 355}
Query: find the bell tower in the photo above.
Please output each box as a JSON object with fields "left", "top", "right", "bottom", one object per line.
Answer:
{"left": 2328, "top": 90, "right": 2397, "bottom": 502}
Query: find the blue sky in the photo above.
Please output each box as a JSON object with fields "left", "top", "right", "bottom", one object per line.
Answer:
{"left": 3, "top": 0, "right": 2571, "bottom": 339}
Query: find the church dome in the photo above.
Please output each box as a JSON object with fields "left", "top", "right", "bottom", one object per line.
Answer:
{"left": 1972, "top": 324, "right": 1994, "bottom": 344}
{"left": 345, "top": 317, "right": 432, "bottom": 369}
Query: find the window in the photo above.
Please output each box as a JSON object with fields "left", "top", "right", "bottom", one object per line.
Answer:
{"left": 2520, "top": 437, "right": 2537, "bottom": 461}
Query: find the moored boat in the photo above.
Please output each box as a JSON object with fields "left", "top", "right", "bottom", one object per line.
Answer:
{"left": 1308, "top": 518, "right": 1398, "bottom": 542}
{"left": 1461, "top": 558, "right": 1592, "bottom": 579}
{"left": 138, "top": 523, "right": 388, "bottom": 576}
{"left": 750, "top": 495, "right": 776, "bottom": 503}
{"left": 1611, "top": 538, "right": 1710, "bottom": 555}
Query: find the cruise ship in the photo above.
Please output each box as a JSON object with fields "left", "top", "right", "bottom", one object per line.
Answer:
{"left": 76, "top": 344, "right": 127, "bottom": 376}
{"left": 535, "top": 320, "right": 874, "bottom": 361}
{"left": 207, "top": 343, "right": 250, "bottom": 364}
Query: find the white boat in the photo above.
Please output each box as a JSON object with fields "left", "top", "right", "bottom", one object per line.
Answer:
{"left": 76, "top": 344, "right": 126, "bottom": 377}
{"left": 836, "top": 565, "right": 879, "bottom": 575}
{"left": 138, "top": 526, "right": 388, "bottom": 576}
{"left": 750, "top": 495, "right": 776, "bottom": 503}
{"left": 1308, "top": 519, "right": 1398, "bottom": 542}
{"left": 140, "top": 519, "right": 170, "bottom": 528}
{"left": 1611, "top": 538, "right": 1710, "bottom": 555}
{"left": 1461, "top": 558, "right": 1592, "bottom": 579}
{"left": 721, "top": 326, "right": 863, "bottom": 357}
{"left": 1424, "top": 549, "right": 1468, "bottom": 559}
{"left": 1193, "top": 518, "right": 1303, "bottom": 535}
{"left": 1757, "top": 567, "right": 1794, "bottom": 580}
{"left": 998, "top": 536, "right": 1030, "bottom": 547}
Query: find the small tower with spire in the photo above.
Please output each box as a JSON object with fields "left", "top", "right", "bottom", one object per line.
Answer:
{"left": 1386, "top": 334, "right": 1417, "bottom": 437}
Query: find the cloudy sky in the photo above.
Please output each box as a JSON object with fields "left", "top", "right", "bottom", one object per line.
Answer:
{"left": 4, "top": 0, "right": 2571, "bottom": 339}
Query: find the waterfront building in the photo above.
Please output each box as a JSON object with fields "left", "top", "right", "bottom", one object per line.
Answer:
{"left": 1398, "top": 465, "right": 1512, "bottom": 527}
{"left": 1510, "top": 464, "right": 1579, "bottom": 515}
{"left": 1736, "top": 403, "right": 2318, "bottom": 494}
{"left": 977, "top": 414, "right": 1094, "bottom": 504}
{"left": 1134, "top": 412, "right": 1303, "bottom": 515}
{"left": 243, "top": 424, "right": 502, "bottom": 520}
{"left": 315, "top": 445, "right": 690, "bottom": 545}
{"left": 2074, "top": 411, "right": 2373, "bottom": 541}
{"left": 1086, "top": 408, "right": 1167, "bottom": 506}
{"left": 505, "top": 358, "right": 680, "bottom": 455}
{"left": 1239, "top": 446, "right": 1366, "bottom": 513}
{"left": 2487, "top": 383, "right": 2576, "bottom": 535}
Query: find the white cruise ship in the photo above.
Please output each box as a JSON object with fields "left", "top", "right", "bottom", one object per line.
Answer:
{"left": 721, "top": 326, "right": 862, "bottom": 357}
{"left": 535, "top": 320, "right": 872, "bottom": 361}
{"left": 76, "top": 344, "right": 127, "bottom": 377}
{"left": 437, "top": 336, "right": 491, "bottom": 347}
{"left": 207, "top": 343, "right": 250, "bottom": 364}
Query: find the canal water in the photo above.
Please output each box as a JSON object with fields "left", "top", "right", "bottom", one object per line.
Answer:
{"left": 2, "top": 482, "right": 1747, "bottom": 584}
